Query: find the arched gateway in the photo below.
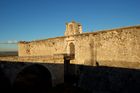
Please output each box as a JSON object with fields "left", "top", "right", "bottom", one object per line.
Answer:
{"left": 69, "top": 42, "right": 75, "bottom": 57}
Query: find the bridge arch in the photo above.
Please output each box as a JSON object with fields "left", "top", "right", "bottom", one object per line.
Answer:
{"left": 0, "top": 68, "right": 11, "bottom": 91}
{"left": 13, "top": 64, "right": 52, "bottom": 93}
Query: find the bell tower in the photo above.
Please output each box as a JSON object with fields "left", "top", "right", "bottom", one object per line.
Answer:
{"left": 64, "top": 21, "right": 82, "bottom": 36}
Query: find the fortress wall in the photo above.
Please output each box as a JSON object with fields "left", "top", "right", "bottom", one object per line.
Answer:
{"left": 95, "top": 27, "right": 140, "bottom": 68}
{"left": 18, "top": 23, "right": 140, "bottom": 68}
{"left": 75, "top": 26, "right": 140, "bottom": 68}
{"left": 74, "top": 34, "right": 92, "bottom": 65}
{"left": 18, "top": 42, "right": 30, "bottom": 56}
{"left": 18, "top": 37, "right": 66, "bottom": 56}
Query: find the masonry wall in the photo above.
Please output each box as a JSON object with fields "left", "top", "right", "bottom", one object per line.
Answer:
{"left": 74, "top": 26, "right": 140, "bottom": 68}
{"left": 18, "top": 42, "right": 30, "bottom": 56}
{"left": 18, "top": 25, "right": 140, "bottom": 68}
{"left": 74, "top": 34, "right": 92, "bottom": 65}
{"left": 95, "top": 27, "right": 140, "bottom": 68}
{"left": 18, "top": 37, "right": 66, "bottom": 56}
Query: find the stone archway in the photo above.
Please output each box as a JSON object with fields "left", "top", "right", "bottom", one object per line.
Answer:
{"left": 13, "top": 64, "right": 52, "bottom": 93}
{"left": 69, "top": 42, "right": 75, "bottom": 57}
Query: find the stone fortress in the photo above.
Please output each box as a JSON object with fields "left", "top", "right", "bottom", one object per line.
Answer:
{"left": 0, "top": 21, "right": 140, "bottom": 92}
{"left": 18, "top": 21, "right": 140, "bottom": 69}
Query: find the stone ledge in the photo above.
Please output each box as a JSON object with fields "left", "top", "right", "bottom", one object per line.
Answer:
{"left": 0, "top": 55, "right": 64, "bottom": 63}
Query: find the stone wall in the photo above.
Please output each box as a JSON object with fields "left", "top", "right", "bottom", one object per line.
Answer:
{"left": 18, "top": 37, "right": 66, "bottom": 56}
{"left": 18, "top": 24, "right": 140, "bottom": 68}
{"left": 74, "top": 26, "right": 140, "bottom": 68}
{"left": 95, "top": 27, "right": 140, "bottom": 68}
{"left": 18, "top": 41, "right": 30, "bottom": 56}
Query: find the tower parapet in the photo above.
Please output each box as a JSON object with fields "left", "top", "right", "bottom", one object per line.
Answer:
{"left": 64, "top": 21, "right": 82, "bottom": 36}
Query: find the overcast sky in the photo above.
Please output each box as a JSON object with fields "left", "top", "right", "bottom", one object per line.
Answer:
{"left": 0, "top": 0, "right": 140, "bottom": 51}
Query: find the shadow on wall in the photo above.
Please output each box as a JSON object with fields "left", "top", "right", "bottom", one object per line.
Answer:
{"left": 74, "top": 65, "right": 140, "bottom": 93}
{"left": 64, "top": 58, "right": 140, "bottom": 93}
{"left": 0, "top": 62, "right": 140, "bottom": 93}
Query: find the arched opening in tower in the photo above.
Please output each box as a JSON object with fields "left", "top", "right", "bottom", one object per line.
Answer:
{"left": 69, "top": 24, "right": 74, "bottom": 33}
{"left": 69, "top": 42, "right": 75, "bottom": 58}
{"left": 13, "top": 64, "right": 52, "bottom": 93}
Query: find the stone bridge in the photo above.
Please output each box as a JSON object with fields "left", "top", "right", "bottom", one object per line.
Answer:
{"left": 0, "top": 55, "right": 72, "bottom": 92}
{"left": 1, "top": 55, "right": 140, "bottom": 93}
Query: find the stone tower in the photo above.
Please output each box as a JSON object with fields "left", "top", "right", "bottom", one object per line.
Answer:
{"left": 64, "top": 21, "right": 82, "bottom": 36}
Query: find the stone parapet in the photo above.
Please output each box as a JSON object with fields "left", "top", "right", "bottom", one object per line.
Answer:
{"left": 0, "top": 54, "right": 64, "bottom": 63}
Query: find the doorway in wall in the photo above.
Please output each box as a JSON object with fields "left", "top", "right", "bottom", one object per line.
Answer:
{"left": 69, "top": 42, "right": 75, "bottom": 58}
